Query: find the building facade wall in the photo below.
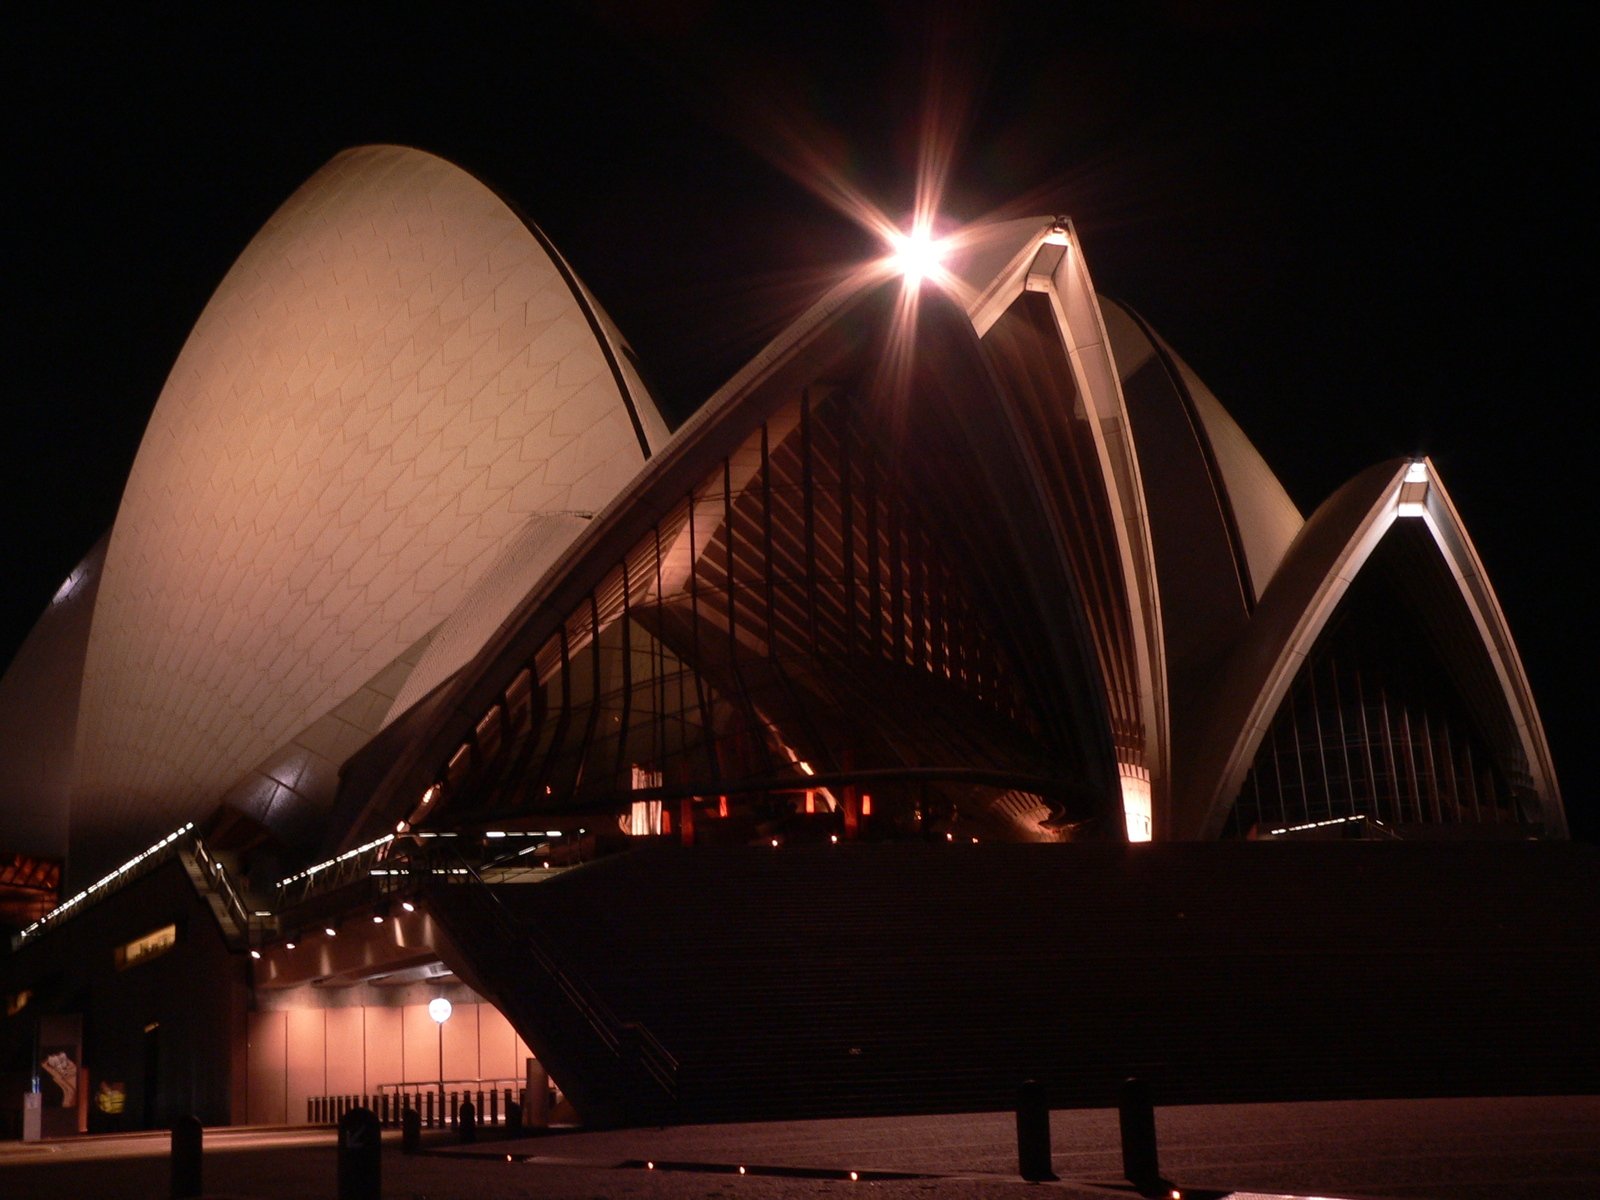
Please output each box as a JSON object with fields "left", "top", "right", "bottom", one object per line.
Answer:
{"left": 245, "top": 995, "right": 529, "bottom": 1125}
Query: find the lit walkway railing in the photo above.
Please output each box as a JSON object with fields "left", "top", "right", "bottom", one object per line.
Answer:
{"left": 12, "top": 824, "right": 268, "bottom": 950}
{"left": 272, "top": 829, "right": 572, "bottom": 911}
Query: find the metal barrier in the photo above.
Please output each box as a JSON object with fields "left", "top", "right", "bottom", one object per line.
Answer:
{"left": 432, "top": 840, "right": 679, "bottom": 1105}
{"left": 306, "top": 1079, "right": 533, "bottom": 1127}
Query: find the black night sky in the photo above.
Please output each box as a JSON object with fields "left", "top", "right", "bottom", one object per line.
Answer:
{"left": 4, "top": 5, "right": 1593, "bottom": 840}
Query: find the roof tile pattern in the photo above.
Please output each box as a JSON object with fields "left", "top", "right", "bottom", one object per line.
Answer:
{"left": 72, "top": 145, "right": 660, "bottom": 855}
{"left": 0, "top": 539, "right": 106, "bottom": 860}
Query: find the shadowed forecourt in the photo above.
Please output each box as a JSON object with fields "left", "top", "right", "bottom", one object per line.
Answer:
{"left": 1, "top": 1097, "right": 1598, "bottom": 1199}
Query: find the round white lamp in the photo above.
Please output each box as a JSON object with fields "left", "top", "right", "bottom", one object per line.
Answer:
{"left": 429, "top": 996, "right": 452, "bottom": 1112}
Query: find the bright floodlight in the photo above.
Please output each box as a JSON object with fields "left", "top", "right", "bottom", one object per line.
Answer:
{"left": 888, "top": 225, "right": 946, "bottom": 285}
{"left": 428, "top": 997, "right": 453, "bottom": 1024}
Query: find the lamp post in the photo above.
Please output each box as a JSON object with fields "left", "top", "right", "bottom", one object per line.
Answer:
{"left": 428, "top": 996, "right": 452, "bottom": 1121}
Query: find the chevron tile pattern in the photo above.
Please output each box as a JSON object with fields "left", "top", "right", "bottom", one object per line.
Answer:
{"left": 71, "top": 146, "right": 664, "bottom": 857}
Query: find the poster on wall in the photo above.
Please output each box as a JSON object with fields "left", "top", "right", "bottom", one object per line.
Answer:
{"left": 38, "top": 1013, "right": 85, "bottom": 1136}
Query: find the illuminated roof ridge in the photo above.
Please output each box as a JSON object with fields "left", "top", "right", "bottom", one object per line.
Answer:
{"left": 0, "top": 536, "right": 108, "bottom": 861}
{"left": 1180, "top": 456, "right": 1564, "bottom": 839}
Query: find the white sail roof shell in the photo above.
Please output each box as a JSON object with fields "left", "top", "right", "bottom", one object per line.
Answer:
{"left": 0, "top": 540, "right": 106, "bottom": 861}
{"left": 70, "top": 145, "right": 667, "bottom": 863}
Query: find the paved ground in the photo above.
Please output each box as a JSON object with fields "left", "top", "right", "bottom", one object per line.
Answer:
{"left": 2, "top": 1095, "right": 1597, "bottom": 1199}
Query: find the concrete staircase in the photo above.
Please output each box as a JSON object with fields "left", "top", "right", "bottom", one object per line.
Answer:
{"left": 433, "top": 840, "right": 1600, "bottom": 1124}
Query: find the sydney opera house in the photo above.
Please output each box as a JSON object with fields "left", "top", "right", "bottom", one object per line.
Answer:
{"left": 1, "top": 146, "right": 1590, "bottom": 1135}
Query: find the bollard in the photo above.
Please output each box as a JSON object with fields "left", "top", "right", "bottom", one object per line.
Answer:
{"left": 524, "top": 1061, "right": 550, "bottom": 1129}
{"left": 459, "top": 1097, "right": 477, "bottom": 1143}
{"left": 505, "top": 1098, "right": 521, "bottom": 1136}
{"left": 449, "top": 1090, "right": 459, "bottom": 1128}
{"left": 489, "top": 1087, "right": 498, "bottom": 1126}
{"left": 337, "top": 1105, "right": 381, "bottom": 1200}
{"left": 424, "top": 1090, "right": 434, "bottom": 1128}
{"left": 170, "top": 1114, "right": 202, "bottom": 1199}
{"left": 1016, "top": 1079, "right": 1056, "bottom": 1182}
{"left": 1119, "top": 1076, "right": 1162, "bottom": 1196}
{"left": 401, "top": 1106, "right": 421, "bottom": 1154}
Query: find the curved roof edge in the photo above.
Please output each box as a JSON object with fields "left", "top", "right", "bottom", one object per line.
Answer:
{"left": 953, "top": 218, "right": 1171, "bottom": 833}
{"left": 512, "top": 211, "right": 673, "bottom": 456}
{"left": 70, "top": 143, "right": 666, "bottom": 863}
{"left": 1179, "top": 457, "right": 1565, "bottom": 840}
{"left": 0, "top": 536, "right": 107, "bottom": 861}
{"left": 1137, "top": 321, "right": 1303, "bottom": 599}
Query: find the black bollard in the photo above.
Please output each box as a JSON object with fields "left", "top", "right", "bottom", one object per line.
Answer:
{"left": 1016, "top": 1078, "right": 1056, "bottom": 1182}
{"left": 1119, "top": 1076, "right": 1161, "bottom": 1196}
{"left": 401, "top": 1106, "right": 421, "bottom": 1154}
{"left": 170, "top": 1114, "right": 202, "bottom": 1198}
{"left": 337, "top": 1105, "right": 381, "bottom": 1200}
{"left": 459, "top": 1097, "right": 477, "bottom": 1143}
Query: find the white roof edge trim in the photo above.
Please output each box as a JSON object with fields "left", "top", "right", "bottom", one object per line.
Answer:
{"left": 960, "top": 217, "right": 1172, "bottom": 835}
{"left": 1039, "top": 223, "right": 1170, "bottom": 834}
{"left": 542, "top": 239, "right": 673, "bottom": 455}
{"left": 1197, "top": 458, "right": 1565, "bottom": 839}
{"left": 961, "top": 219, "right": 1059, "bottom": 336}
{"left": 1412, "top": 462, "right": 1564, "bottom": 834}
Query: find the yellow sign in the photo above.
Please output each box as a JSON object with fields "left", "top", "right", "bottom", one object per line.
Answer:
{"left": 96, "top": 1081, "right": 126, "bottom": 1115}
{"left": 114, "top": 924, "right": 177, "bottom": 970}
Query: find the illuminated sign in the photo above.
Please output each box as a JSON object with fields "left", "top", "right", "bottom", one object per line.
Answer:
{"left": 96, "top": 1081, "right": 126, "bottom": 1115}
{"left": 114, "top": 923, "right": 177, "bottom": 970}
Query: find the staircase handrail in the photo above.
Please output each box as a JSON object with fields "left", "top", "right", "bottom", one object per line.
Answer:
{"left": 424, "top": 838, "right": 679, "bottom": 1103}
{"left": 13, "top": 824, "right": 269, "bottom": 950}
{"left": 187, "top": 835, "right": 272, "bottom": 946}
